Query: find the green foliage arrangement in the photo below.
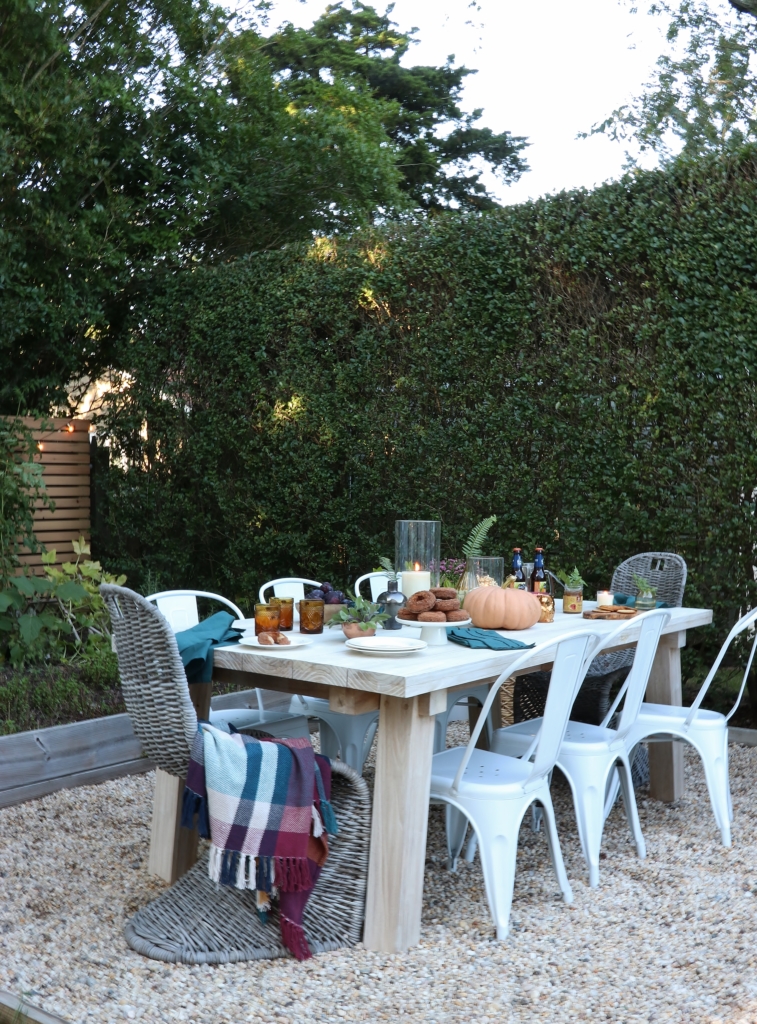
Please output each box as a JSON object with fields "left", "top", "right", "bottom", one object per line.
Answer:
{"left": 461, "top": 516, "right": 498, "bottom": 559}
{"left": 376, "top": 556, "right": 398, "bottom": 582}
{"left": 95, "top": 145, "right": 757, "bottom": 671}
{"left": 0, "top": 417, "right": 50, "bottom": 577}
{"left": 557, "top": 568, "right": 587, "bottom": 590}
{"left": 326, "top": 593, "right": 389, "bottom": 630}
{"left": 632, "top": 573, "right": 658, "bottom": 598}
{"left": 0, "top": 537, "right": 126, "bottom": 666}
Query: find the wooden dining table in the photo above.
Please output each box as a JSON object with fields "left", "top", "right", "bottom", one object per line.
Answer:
{"left": 205, "top": 603, "right": 713, "bottom": 953}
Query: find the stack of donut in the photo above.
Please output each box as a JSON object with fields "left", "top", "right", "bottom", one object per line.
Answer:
{"left": 398, "top": 587, "right": 468, "bottom": 623}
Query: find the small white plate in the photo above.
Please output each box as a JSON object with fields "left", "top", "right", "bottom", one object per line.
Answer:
{"left": 345, "top": 636, "right": 427, "bottom": 657}
{"left": 237, "top": 635, "right": 313, "bottom": 650}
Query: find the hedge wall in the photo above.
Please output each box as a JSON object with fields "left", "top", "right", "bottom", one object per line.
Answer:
{"left": 98, "top": 148, "right": 757, "bottom": 666}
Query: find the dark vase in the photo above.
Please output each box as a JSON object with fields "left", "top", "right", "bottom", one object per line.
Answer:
{"left": 377, "top": 580, "right": 406, "bottom": 630}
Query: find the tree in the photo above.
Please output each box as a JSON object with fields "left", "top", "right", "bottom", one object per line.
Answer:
{"left": 0, "top": 0, "right": 404, "bottom": 412}
{"left": 261, "top": 2, "right": 529, "bottom": 210}
{"left": 591, "top": 0, "right": 757, "bottom": 160}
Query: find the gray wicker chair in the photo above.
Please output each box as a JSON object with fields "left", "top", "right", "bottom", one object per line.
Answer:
{"left": 101, "top": 584, "right": 372, "bottom": 961}
{"left": 514, "top": 552, "right": 688, "bottom": 784}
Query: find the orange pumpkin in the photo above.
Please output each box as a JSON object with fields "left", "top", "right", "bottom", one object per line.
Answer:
{"left": 463, "top": 586, "right": 542, "bottom": 630}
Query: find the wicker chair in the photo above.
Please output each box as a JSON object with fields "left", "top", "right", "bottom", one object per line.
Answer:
{"left": 514, "top": 553, "right": 688, "bottom": 786}
{"left": 101, "top": 584, "right": 372, "bottom": 961}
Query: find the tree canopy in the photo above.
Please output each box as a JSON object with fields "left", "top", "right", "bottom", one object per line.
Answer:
{"left": 592, "top": 0, "right": 757, "bottom": 160}
{"left": 1, "top": 0, "right": 525, "bottom": 413}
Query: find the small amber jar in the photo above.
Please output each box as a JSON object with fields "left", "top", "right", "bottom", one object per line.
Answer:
{"left": 254, "top": 603, "right": 280, "bottom": 635}
{"left": 269, "top": 597, "right": 294, "bottom": 631}
{"left": 563, "top": 587, "right": 583, "bottom": 614}
{"left": 299, "top": 599, "right": 325, "bottom": 634}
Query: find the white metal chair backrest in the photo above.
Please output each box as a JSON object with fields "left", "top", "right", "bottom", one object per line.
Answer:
{"left": 146, "top": 590, "right": 244, "bottom": 634}
{"left": 597, "top": 610, "right": 670, "bottom": 735}
{"left": 450, "top": 630, "right": 602, "bottom": 795}
{"left": 257, "top": 577, "right": 322, "bottom": 605}
{"left": 684, "top": 605, "right": 757, "bottom": 727}
{"left": 354, "top": 571, "right": 404, "bottom": 601}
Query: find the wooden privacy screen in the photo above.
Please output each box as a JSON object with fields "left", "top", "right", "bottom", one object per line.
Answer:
{"left": 18, "top": 417, "right": 91, "bottom": 573}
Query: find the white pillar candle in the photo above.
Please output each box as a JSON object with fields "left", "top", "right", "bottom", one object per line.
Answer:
{"left": 596, "top": 590, "right": 613, "bottom": 608}
{"left": 401, "top": 570, "right": 431, "bottom": 599}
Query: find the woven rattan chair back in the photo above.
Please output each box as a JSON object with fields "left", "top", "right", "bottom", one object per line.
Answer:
{"left": 611, "top": 552, "right": 687, "bottom": 607}
{"left": 101, "top": 584, "right": 197, "bottom": 778}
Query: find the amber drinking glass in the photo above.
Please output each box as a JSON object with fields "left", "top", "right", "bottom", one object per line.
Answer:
{"left": 254, "top": 603, "right": 280, "bottom": 635}
{"left": 269, "top": 597, "right": 294, "bottom": 631}
{"left": 299, "top": 599, "right": 325, "bottom": 634}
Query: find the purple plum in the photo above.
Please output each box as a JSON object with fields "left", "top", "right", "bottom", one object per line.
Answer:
{"left": 320, "top": 582, "right": 333, "bottom": 593}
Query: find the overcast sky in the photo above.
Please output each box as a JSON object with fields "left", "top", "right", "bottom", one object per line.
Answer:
{"left": 264, "top": 0, "right": 672, "bottom": 205}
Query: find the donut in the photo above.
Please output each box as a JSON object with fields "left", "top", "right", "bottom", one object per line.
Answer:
{"left": 430, "top": 587, "right": 458, "bottom": 600}
{"left": 434, "top": 597, "right": 460, "bottom": 612}
{"left": 405, "top": 590, "right": 436, "bottom": 612}
{"left": 445, "top": 609, "right": 469, "bottom": 622}
{"left": 418, "top": 610, "right": 446, "bottom": 622}
{"left": 398, "top": 608, "right": 419, "bottom": 620}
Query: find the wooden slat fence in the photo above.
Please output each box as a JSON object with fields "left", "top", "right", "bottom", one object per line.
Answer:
{"left": 16, "top": 417, "right": 91, "bottom": 573}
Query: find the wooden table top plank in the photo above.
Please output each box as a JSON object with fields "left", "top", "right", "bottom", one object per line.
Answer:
{"left": 213, "top": 604, "right": 713, "bottom": 698}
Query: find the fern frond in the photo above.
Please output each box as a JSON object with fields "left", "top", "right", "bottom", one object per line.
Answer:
{"left": 461, "top": 515, "right": 497, "bottom": 559}
{"left": 377, "top": 555, "right": 398, "bottom": 582}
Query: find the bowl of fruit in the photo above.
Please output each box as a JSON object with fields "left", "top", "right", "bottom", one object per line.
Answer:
{"left": 303, "top": 582, "right": 353, "bottom": 623}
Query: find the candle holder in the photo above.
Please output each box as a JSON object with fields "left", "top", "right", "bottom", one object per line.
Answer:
{"left": 395, "top": 520, "right": 441, "bottom": 597}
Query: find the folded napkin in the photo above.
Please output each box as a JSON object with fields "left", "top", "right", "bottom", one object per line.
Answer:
{"left": 447, "top": 628, "right": 536, "bottom": 651}
{"left": 181, "top": 725, "right": 338, "bottom": 960}
{"left": 613, "top": 593, "right": 670, "bottom": 609}
{"left": 174, "top": 611, "right": 240, "bottom": 684}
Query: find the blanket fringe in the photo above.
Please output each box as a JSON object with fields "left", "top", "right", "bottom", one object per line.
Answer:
{"left": 274, "top": 856, "right": 312, "bottom": 892}
{"left": 280, "top": 913, "right": 312, "bottom": 961}
{"left": 318, "top": 797, "right": 338, "bottom": 836}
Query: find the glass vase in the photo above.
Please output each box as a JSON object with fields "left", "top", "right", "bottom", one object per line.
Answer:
{"left": 636, "top": 591, "right": 656, "bottom": 612}
{"left": 395, "top": 520, "right": 441, "bottom": 597}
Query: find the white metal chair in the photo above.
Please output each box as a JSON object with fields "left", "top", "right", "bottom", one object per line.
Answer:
{"left": 354, "top": 571, "right": 403, "bottom": 602}
{"left": 430, "top": 630, "right": 602, "bottom": 940}
{"left": 257, "top": 577, "right": 379, "bottom": 773}
{"left": 145, "top": 590, "right": 309, "bottom": 740}
{"left": 491, "top": 611, "right": 670, "bottom": 886}
{"left": 603, "top": 605, "right": 757, "bottom": 847}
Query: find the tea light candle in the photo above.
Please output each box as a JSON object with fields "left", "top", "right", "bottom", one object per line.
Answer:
{"left": 596, "top": 590, "right": 613, "bottom": 608}
{"left": 401, "top": 563, "right": 431, "bottom": 599}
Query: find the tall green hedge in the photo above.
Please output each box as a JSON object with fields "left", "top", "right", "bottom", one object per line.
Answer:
{"left": 99, "top": 148, "right": 757, "bottom": 666}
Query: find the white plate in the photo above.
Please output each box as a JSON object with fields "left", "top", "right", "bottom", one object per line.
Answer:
{"left": 345, "top": 636, "right": 427, "bottom": 657}
{"left": 237, "top": 635, "right": 313, "bottom": 649}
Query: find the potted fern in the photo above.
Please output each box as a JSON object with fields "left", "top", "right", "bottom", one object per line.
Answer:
{"left": 458, "top": 516, "right": 501, "bottom": 598}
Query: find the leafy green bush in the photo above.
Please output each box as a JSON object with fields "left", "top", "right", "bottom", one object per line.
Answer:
{"left": 0, "top": 416, "right": 50, "bottom": 579}
{"left": 0, "top": 537, "right": 126, "bottom": 666}
{"left": 98, "top": 146, "right": 757, "bottom": 673}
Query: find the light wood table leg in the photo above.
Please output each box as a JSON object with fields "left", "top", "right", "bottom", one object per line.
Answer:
{"left": 148, "top": 768, "right": 199, "bottom": 883}
{"left": 147, "top": 680, "right": 211, "bottom": 883}
{"left": 364, "top": 694, "right": 436, "bottom": 952}
{"left": 646, "top": 630, "right": 686, "bottom": 803}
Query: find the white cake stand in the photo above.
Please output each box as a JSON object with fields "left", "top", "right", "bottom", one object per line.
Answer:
{"left": 398, "top": 617, "right": 472, "bottom": 646}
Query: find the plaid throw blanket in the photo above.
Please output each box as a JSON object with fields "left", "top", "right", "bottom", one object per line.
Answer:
{"left": 181, "top": 724, "right": 338, "bottom": 959}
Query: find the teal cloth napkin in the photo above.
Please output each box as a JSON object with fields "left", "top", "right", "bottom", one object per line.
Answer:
{"left": 613, "top": 593, "right": 670, "bottom": 609}
{"left": 446, "top": 628, "right": 536, "bottom": 651}
{"left": 175, "top": 611, "right": 240, "bottom": 684}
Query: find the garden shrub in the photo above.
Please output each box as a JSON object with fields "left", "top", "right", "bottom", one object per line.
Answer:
{"left": 98, "top": 147, "right": 757, "bottom": 673}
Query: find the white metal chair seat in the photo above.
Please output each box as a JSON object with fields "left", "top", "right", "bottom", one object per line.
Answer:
{"left": 492, "top": 611, "right": 669, "bottom": 887}
{"left": 430, "top": 630, "right": 602, "bottom": 940}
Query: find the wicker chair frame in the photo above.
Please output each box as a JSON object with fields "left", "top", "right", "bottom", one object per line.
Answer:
{"left": 124, "top": 761, "right": 371, "bottom": 963}
{"left": 102, "top": 584, "right": 197, "bottom": 777}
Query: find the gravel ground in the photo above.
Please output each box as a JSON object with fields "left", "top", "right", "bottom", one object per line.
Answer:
{"left": 1, "top": 730, "right": 757, "bottom": 1024}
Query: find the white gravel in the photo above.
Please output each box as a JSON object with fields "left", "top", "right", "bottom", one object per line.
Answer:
{"left": 1, "top": 733, "right": 757, "bottom": 1024}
